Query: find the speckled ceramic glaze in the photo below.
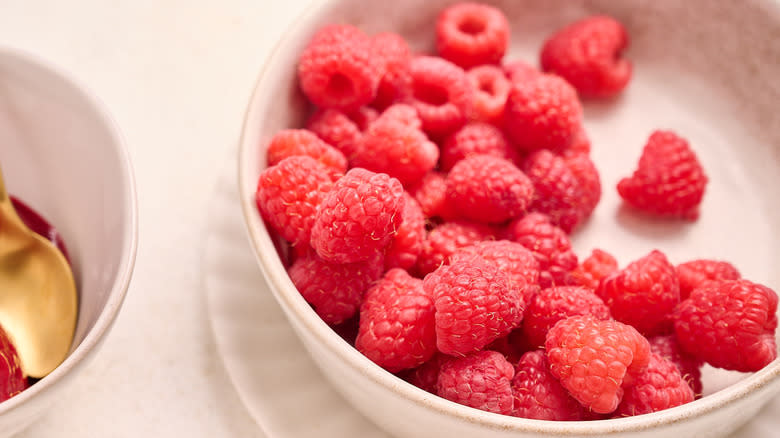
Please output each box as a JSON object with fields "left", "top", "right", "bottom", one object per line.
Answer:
{"left": 0, "top": 48, "right": 137, "bottom": 436}
{"left": 238, "top": 1, "right": 780, "bottom": 436}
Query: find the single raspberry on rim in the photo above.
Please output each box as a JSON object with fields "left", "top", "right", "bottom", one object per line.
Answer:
{"left": 424, "top": 254, "right": 524, "bottom": 356}
{"left": 371, "top": 32, "right": 413, "bottom": 110}
{"left": 305, "top": 107, "right": 378, "bottom": 161}
{"left": 440, "top": 122, "right": 519, "bottom": 172}
{"left": 674, "top": 279, "right": 778, "bottom": 372}
{"left": 541, "top": 15, "right": 632, "bottom": 98}
{"left": 255, "top": 156, "right": 333, "bottom": 247}
{"left": 355, "top": 269, "right": 436, "bottom": 372}
{"left": 436, "top": 2, "right": 510, "bottom": 69}
{"left": 310, "top": 168, "right": 405, "bottom": 264}
{"left": 446, "top": 154, "right": 534, "bottom": 224}
{"left": 505, "top": 213, "right": 579, "bottom": 288}
{"left": 384, "top": 192, "right": 426, "bottom": 271}
{"left": 288, "top": 252, "right": 383, "bottom": 325}
{"left": 437, "top": 350, "right": 515, "bottom": 415}
{"left": 406, "top": 56, "right": 474, "bottom": 138}
{"left": 416, "top": 220, "right": 494, "bottom": 276}
{"left": 615, "top": 352, "right": 694, "bottom": 417}
{"left": 676, "top": 259, "right": 741, "bottom": 300}
{"left": 512, "top": 350, "right": 584, "bottom": 421}
{"left": 266, "top": 129, "right": 347, "bottom": 177}
{"left": 298, "top": 25, "right": 382, "bottom": 111}
{"left": 467, "top": 65, "right": 511, "bottom": 124}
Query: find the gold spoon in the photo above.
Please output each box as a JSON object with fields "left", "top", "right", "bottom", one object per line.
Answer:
{"left": 0, "top": 166, "right": 77, "bottom": 379}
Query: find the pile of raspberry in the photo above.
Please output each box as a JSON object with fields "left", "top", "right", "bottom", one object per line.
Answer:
{"left": 254, "top": 2, "right": 777, "bottom": 420}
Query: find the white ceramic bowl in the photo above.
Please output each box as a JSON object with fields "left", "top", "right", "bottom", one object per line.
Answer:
{"left": 238, "top": 1, "right": 780, "bottom": 437}
{"left": 0, "top": 47, "right": 137, "bottom": 436}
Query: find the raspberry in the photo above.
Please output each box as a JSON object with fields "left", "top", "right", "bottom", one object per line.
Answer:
{"left": 424, "top": 255, "right": 524, "bottom": 355}
{"left": 385, "top": 192, "right": 426, "bottom": 271}
{"left": 503, "top": 59, "right": 542, "bottom": 83}
{"left": 416, "top": 220, "right": 494, "bottom": 276}
{"left": 522, "top": 286, "right": 611, "bottom": 349}
{"left": 545, "top": 315, "right": 651, "bottom": 414}
{"left": 352, "top": 113, "right": 439, "bottom": 187}
{"left": 648, "top": 335, "right": 703, "bottom": 397}
{"left": 540, "top": 15, "right": 631, "bottom": 99}
{"left": 676, "top": 260, "right": 741, "bottom": 300}
{"left": 371, "top": 32, "right": 413, "bottom": 110}
{"left": 597, "top": 250, "right": 680, "bottom": 336}
{"left": 615, "top": 353, "right": 694, "bottom": 417}
{"left": 571, "top": 248, "right": 619, "bottom": 290}
{"left": 305, "top": 107, "right": 378, "bottom": 161}
{"left": 403, "top": 353, "right": 452, "bottom": 393}
{"left": 562, "top": 151, "right": 601, "bottom": 222}
{"left": 310, "top": 168, "right": 405, "bottom": 263}
{"left": 437, "top": 351, "right": 515, "bottom": 415}
{"left": 467, "top": 65, "right": 511, "bottom": 124}
{"left": 512, "top": 350, "right": 584, "bottom": 421}
{"left": 255, "top": 156, "right": 333, "bottom": 246}
{"left": 266, "top": 129, "right": 347, "bottom": 176}
{"left": 408, "top": 171, "right": 457, "bottom": 220}
{"left": 355, "top": 269, "right": 436, "bottom": 372}
{"left": 375, "top": 103, "right": 422, "bottom": 130}
{"left": 0, "top": 324, "right": 27, "bottom": 402}
{"left": 522, "top": 149, "right": 589, "bottom": 233}
{"left": 674, "top": 279, "right": 778, "bottom": 372}
{"left": 406, "top": 56, "right": 474, "bottom": 137}
{"left": 568, "top": 127, "right": 592, "bottom": 154}
{"left": 298, "top": 25, "right": 381, "bottom": 111}
{"left": 504, "top": 73, "right": 583, "bottom": 152}
{"left": 617, "top": 130, "right": 708, "bottom": 220}
{"left": 288, "top": 252, "right": 383, "bottom": 325}
{"left": 440, "top": 122, "right": 519, "bottom": 172}
{"left": 446, "top": 154, "right": 534, "bottom": 224}
{"left": 451, "top": 240, "right": 540, "bottom": 304}
{"left": 505, "top": 213, "right": 578, "bottom": 288}
{"left": 436, "top": 2, "right": 510, "bottom": 69}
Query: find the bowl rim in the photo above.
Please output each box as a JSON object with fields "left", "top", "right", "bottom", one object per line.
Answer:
{"left": 238, "top": 0, "right": 780, "bottom": 434}
{"left": 0, "top": 45, "right": 139, "bottom": 414}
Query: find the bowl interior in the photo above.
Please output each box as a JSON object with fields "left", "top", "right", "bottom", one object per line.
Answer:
{"left": 0, "top": 48, "right": 136, "bottom": 371}
{"left": 239, "top": 0, "right": 780, "bottom": 434}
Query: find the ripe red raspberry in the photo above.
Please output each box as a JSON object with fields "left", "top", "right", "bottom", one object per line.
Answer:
{"left": 385, "top": 193, "right": 426, "bottom": 271}
{"left": 512, "top": 350, "right": 584, "bottom": 421}
{"left": 505, "top": 213, "right": 579, "bottom": 288}
{"left": 545, "top": 315, "right": 651, "bottom": 414}
{"left": 375, "top": 103, "right": 422, "bottom": 130}
{"left": 467, "top": 65, "right": 511, "bottom": 124}
{"left": 436, "top": 2, "right": 510, "bottom": 69}
{"left": 255, "top": 156, "right": 333, "bottom": 246}
{"left": 310, "top": 168, "right": 405, "bottom": 264}
{"left": 571, "top": 248, "right": 618, "bottom": 290}
{"left": 266, "top": 129, "right": 347, "bottom": 176}
{"left": 676, "top": 260, "right": 741, "bottom": 300}
{"left": 616, "top": 353, "right": 694, "bottom": 417}
{"left": 371, "top": 32, "right": 413, "bottom": 110}
{"left": 352, "top": 115, "right": 438, "bottom": 187}
{"left": 305, "top": 107, "right": 378, "bottom": 161}
{"left": 674, "top": 279, "right": 778, "bottom": 372}
{"left": 522, "top": 286, "right": 611, "bottom": 349}
{"left": 403, "top": 353, "right": 452, "bottom": 393}
{"left": 416, "top": 220, "right": 494, "bottom": 276}
{"left": 288, "top": 252, "right": 383, "bottom": 325}
{"left": 406, "top": 56, "right": 474, "bottom": 137}
{"left": 355, "top": 269, "right": 436, "bottom": 372}
{"left": 562, "top": 151, "right": 602, "bottom": 222}
{"left": 522, "top": 149, "right": 588, "bottom": 233}
{"left": 541, "top": 15, "right": 631, "bottom": 99}
{"left": 451, "top": 240, "right": 540, "bottom": 310}
{"left": 298, "top": 25, "right": 381, "bottom": 111}
{"left": 408, "top": 171, "right": 458, "bottom": 220}
{"left": 648, "top": 335, "right": 703, "bottom": 397}
{"left": 568, "top": 127, "right": 592, "bottom": 154}
{"left": 0, "top": 324, "right": 27, "bottom": 402}
{"left": 617, "top": 130, "right": 708, "bottom": 220}
{"left": 446, "top": 154, "right": 534, "bottom": 224}
{"left": 597, "top": 250, "right": 680, "bottom": 336}
{"left": 437, "top": 351, "right": 515, "bottom": 415}
{"left": 424, "top": 255, "right": 524, "bottom": 355}
{"left": 503, "top": 59, "right": 542, "bottom": 83}
{"left": 503, "top": 73, "right": 582, "bottom": 152}
{"left": 440, "top": 122, "right": 519, "bottom": 172}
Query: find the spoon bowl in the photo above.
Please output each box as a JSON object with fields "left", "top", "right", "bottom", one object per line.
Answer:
{"left": 0, "top": 166, "right": 77, "bottom": 379}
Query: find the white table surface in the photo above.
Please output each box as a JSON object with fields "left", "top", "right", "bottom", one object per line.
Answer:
{"left": 2, "top": 1, "right": 310, "bottom": 436}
